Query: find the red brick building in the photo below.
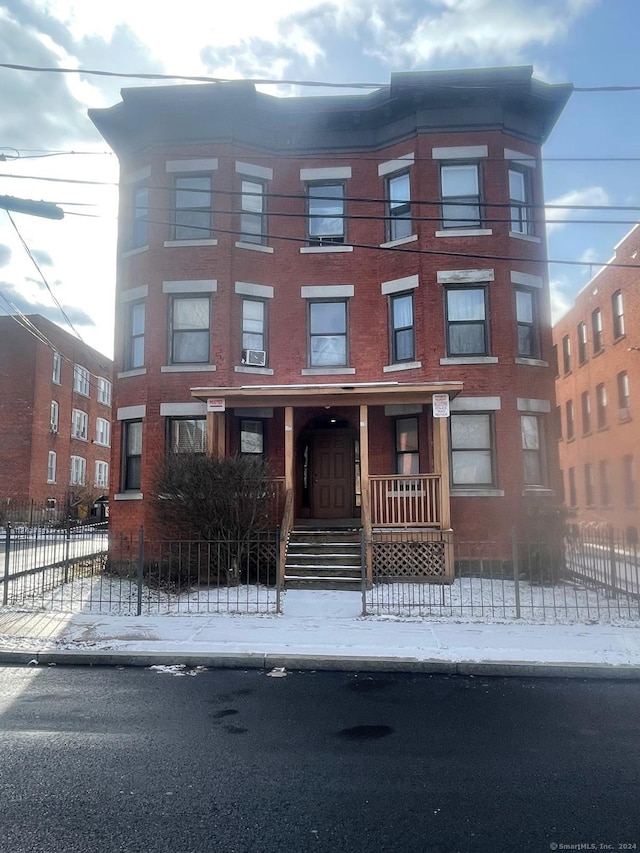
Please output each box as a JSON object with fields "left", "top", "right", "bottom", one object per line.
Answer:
{"left": 553, "top": 225, "right": 640, "bottom": 530}
{"left": 0, "top": 315, "right": 113, "bottom": 517}
{"left": 90, "top": 66, "right": 571, "bottom": 567}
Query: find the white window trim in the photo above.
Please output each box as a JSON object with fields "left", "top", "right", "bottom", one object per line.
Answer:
{"left": 381, "top": 274, "right": 419, "bottom": 295}
{"left": 161, "top": 364, "right": 217, "bottom": 373}
{"left": 166, "top": 158, "right": 218, "bottom": 172}
{"left": 300, "top": 245, "right": 354, "bottom": 254}
{"left": 300, "top": 166, "right": 351, "bottom": 181}
{"left": 234, "top": 365, "right": 275, "bottom": 376}
{"left": 163, "top": 280, "right": 217, "bottom": 294}
{"left": 120, "top": 285, "right": 149, "bottom": 303}
{"left": 437, "top": 269, "right": 495, "bottom": 285}
{"left": 433, "top": 145, "right": 488, "bottom": 160}
{"left": 435, "top": 228, "right": 493, "bottom": 238}
{"left": 235, "top": 161, "right": 273, "bottom": 180}
{"left": 160, "top": 402, "right": 207, "bottom": 417}
{"left": 47, "top": 451, "right": 57, "bottom": 484}
{"left": 95, "top": 460, "right": 109, "bottom": 488}
{"left": 301, "top": 285, "right": 354, "bottom": 299}
{"left": 234, "top": 282, "right": 274, "bottom": 299}
{"left": 235, "top": 242, "right": 274, "bottom": 254}
{"left": 70, "top": 455, "right": 87, "bottom": 486}
{"left": 164, "top": 239, "right": 218, "bottom": 248}
{"left": 379, "top": 234, "right": 418, "bottom": 249}
{"left": 517, "top": 398, "right": 551, "bottom": 413}
{"left": 378, "top": 153, "right": 415, "bottom": 177}
{"left": 510, "top": 270, "right": 543, "bottom": 289}
{"left": 450, "top": 396, "right": 502, "bottom": 412}
{"left": 96, "top": 417, "right": 111, "bottom": 446}
{"left": 117, "top": 405, "right": 146, "bottom": 420}
{"left": 383, "top": 361, "right": 422, "bottom": 373}
{"left": 504, "top": 149, "right": 536, "bottom": 168}
{"left": 72, "top": 409, "right": 89, "bottom": 440}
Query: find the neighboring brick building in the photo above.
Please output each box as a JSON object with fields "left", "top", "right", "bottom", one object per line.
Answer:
{"left": 553, "top": 225, "right": 640, "bottom": 530}
{"left": 0, "top": 315, "right": 113, "bottom": 517}
{"left": 90, "top": 66, "right": 571, "bottom": 564}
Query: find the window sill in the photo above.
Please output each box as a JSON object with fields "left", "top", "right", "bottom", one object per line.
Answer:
{"left": 164, "top": 239, "right": 218, "bottom": 248}
{"left": 300, "top": 245, "right": 353, "bottom": 254}
{"left": 613, "top": 334, "right": 626, "bottom": 345}
{"left": 440, "top": 356, "right": 498, "bottom": 365}
{"left": 522, "top": 487, "right": 555, "bottom": 497}
{"left": 509, "top": 231, "right": 541, "bottom": 243}
{"left": 379, "top": 234, "right": 418, "bottom": 249}
{"left": 515, "top": 357, "right": 548, "bottom": 367}
{"left": 121, "top": 245, "right": 149, "bottom": 258}
{"left": 435, "top": 228, "right": 493, "bottom": 237}
{"left": 118, "top": 368, "right": 147, "bottom": 379}
{"left": 161, "top": 364, "right": 217, "bottom": 373}
{"left": 93, "top": 441, "right": 110, "bottom": 448}
{"left": 451, "top": 488, "right": 505, "bottom": 497}
{"left": 235, "top": 241, "right": 274, "bottom": 253}
{"left": 234, "top": 365, "right": 274, "bottom": 376}
{"left": 301, "top": 367, "right": 356, "bottom": 376}
{"left": 46, "top": 480, "right": 56, "bottom": 485}
{"left": 383, "top": 361, "right": 422, "bottom": 373}
{"left": 114, "top": 492, "right": 144, "bottom": 501}
{"left": 71, "top": 436, "right": 88, "bottom": 443}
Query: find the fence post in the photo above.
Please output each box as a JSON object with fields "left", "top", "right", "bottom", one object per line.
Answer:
{"left": 2, "top": 523, "right": 11, "bottom": 606}
{"left": 360, "top": 527, "right": 367, "bottom": 616}
{"left": 275, "top": 528, "right": 281, "bottom": 614}
{"left": 511, "top": 526, "right": 521, "bottom": 619}
{"left": 137, "top": 526, "right": 144, "bottom": 616}
{"left": 608, "top": 524, "right": 618, "bottom": 598}
{"left": 63, "top": 516, "right": 71, "bottom": 584}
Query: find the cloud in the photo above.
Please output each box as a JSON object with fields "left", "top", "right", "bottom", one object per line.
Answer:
{"left": 30, "top": 249, "right": 54, "bottom": 267}
{"left": 545, "top": 186, "right": 610, "bottom": 235}
{"left": 0, "top": 245, "right": 11, "bottom": 268}
{"left": 0, "top": 279, "right": 95, "bottom": 327}
{"left": 549, "top": 274, "right": 574, "bottom": 324}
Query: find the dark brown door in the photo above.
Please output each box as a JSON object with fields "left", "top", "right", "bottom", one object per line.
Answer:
{"left": 311, "top": 430, "right": 354, "bottom": 519}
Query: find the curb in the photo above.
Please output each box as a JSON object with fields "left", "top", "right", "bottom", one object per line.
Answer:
{"left": 1, "top": 647, "right": 640, "bottom": 679}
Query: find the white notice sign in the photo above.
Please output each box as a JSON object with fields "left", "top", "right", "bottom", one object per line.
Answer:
{"left": 207, "top": 398, "right": 226, "bottom": 412}
{"left": 432, "top": 393, "right": 450, "bottom": 418}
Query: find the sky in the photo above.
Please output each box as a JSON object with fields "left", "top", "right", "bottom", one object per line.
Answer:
{"left": 0, "top": 0, "right": 639, "bottom": 359}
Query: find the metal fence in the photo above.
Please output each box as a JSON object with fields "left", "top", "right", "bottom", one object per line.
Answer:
{"left": 363, "top": 525, "right": 640, "bottom": 623}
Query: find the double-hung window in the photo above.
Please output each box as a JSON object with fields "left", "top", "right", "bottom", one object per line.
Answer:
{"left": 515, "top": 288, "right": 539, "bottom": 358}
{"left": 73, "top": 364, "right": 90, "bottom": 396}
{"left": 386, "top": 172, "right": 411, "bottom": 242}
{"left": 599, "top": 460, "right": 611, "bottom": 506}
{"left": 581, "top": 391, "right": 591, "bottom": 435}
{"left": 126, "top": 302, "right": 145, "bottom": 370}
{"left": 612, "top": 290, "right": 625, "bottom": 338}
{"left": 308, "top": 300, "right": 347, "bottom": 367}
{"left": 72, "top": 409, "right": 88, "bottom": 441}
{"left": 577, "top": 321, "right": 588, "bottom": 365}
{"left": 168, "top": 418, "right": 207, "bottom": 454}
{"left": 95, "top": 461, "right": 109, "bottom": 489}
{"left": 521, "top": 415, "right": 546, "bottom": 487}
{"left": 174, "top": 175, "right": 212, "bottom": 240}
{"left": 52, "top": 351, "right": 61, "bottom": 384}
{"left": 591, "top": 308, "right": 603, "bottom": 353}
{"left": 508, "top": 167, "right": 532, "bottom": 235}
{"left": 241, "top": 299, "right": 266, "bottom": 360}
{"left": 240, "top": 420, "right": 265, "bottom": 455}
{"left": 389, "top": 292, "right": 415, "bottom": 363}
{"left": 50, "top": 400, "right": 59, "bottom": 433}
{"left": 97, "top": 377, "right": 112, "bottom": 406}
{"left": 596, "top": 383, "right": 607, "bottom": 429}
{"left": 70, "top": 455, "right": 86, "bottom": 486}
{"left": 170, "top": 296, "right": 210, "bottom": 364}
{"left": 562, "top": 335, "right": 571, "bottom": 373}
{"left": 123, "top": 421, "right": 142, "bottom": 491}
{"left": 450, "top": 413, "right": 495, "bottom": 487}
{"left": 395, "top": 417, "right": 419, "bottom": 475}
{"left": 47, "top": 451, "right": 56, "bottom": 484}
{"left": 307, "top": 183, "right": 345, "bottom": 245}
{"left": 96, "top": 417, "right": 110, "bottom": 447}
{"left": 446, "top": 287, "right": 488, "bottom": 356}
{"left": 566, "top": 400, "right": 575, "bottom": 441}
{"left": 240, "top": 180, "right": 266, "bottom": 244}
{"left": 440, "top": 164, "right": 481, "bottom": 228}
{"left": 617, "top": 371, "right": 631, "bottom": 414}
{"left": 131, "top": 184, "right": 148, "bottom": 249}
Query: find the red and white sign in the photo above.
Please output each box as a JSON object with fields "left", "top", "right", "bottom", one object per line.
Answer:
{"left": 432, "top": 393, "right": 450, "bottom": 418}
{"left": 206, "top": 398, "right": 226, "bottom": 412}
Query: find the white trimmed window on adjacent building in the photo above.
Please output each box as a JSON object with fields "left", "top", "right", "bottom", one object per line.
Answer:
{"left": 96, "top": 417, "right": 111, "bottom": 446}
{"left": 97, "top": 377, "right": 112, "bottom": 406}
{"left": 47, "top": 451, "right": 57, "bottom": 484}
{"left": 52, "top": 351, "right": 62, "bottom": 384}
{"left": 70, "top": 455, "right": 86, "bottom": 486}
{"left": 95, "top": 460, "right": 109, "bottom": 489}
{"left": 50, "top": 400, "right": 59, "bottom": 433}
{"left": 521, "top": 414, "right": 547, "bottom": 487}
{"left": 73, "top": 364, "right": 90, "bottom": 396}
{"left": 72, "top": 409, "right": 89, "bottom": 440}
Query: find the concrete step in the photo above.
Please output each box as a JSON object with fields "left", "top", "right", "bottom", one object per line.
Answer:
{"left": 284, "top": 565, "right": 362, "bottom": 578}
{"left": 286, "top": 552, "right": 361, "bottom": 566}
{"left": 284, "top": 576, "right": 362, "bottom": 591}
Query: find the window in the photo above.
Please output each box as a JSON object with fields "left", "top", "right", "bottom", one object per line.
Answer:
{"left": 515, "top": 288, "right": 539, "bottom": 358}
{"left": 521, "top": 415, "right": 546, "bottom": 486}
{"left": 307, "top": 183, "right": 345, "bottom": 245}
{"left": 170, "top": 296, "right": 210, "bottom": 364}
{"left": 395, "top": 417, "right": 419, "bottom": 475}
{"left": 568, "top": 467, "right": 577, "bottom": 507}
{"left": 97, "top": 377, "right": 112, "bottom": 406}
{"left": 581, "top": 391, "right": 591, "bottom": 435}
{"left": 566, "top": 400, "right": 575, "bottom": 441}
{"left": 240, "top": 179, "right": 266, "bottom": 244}
{"left": 126, "top": 302, "right": 145, "bottom": 370}
{"left": 96, "top": 417, "right": 110, "bottom": 447}
{"left": 168, "top": 418, "right": 206, "bottom": 453}
{"left": 47, "top": 451, "right": 56, "bottom": 484}
{"left": 389, "top": 292, "right": 415, "bottom": 363}
{"left": 70, "top": 455, "right": 86, "bottom": 486}
{"left": 308, "top": 300, "right": 347, "bottom": 367}
{"left": 131, "top": 184, "right": 148, "bottom": 249}
{"left": 596, "top": 383, "right": 607, "bottom": 429}
{"left": 577, "top": 321, "right": 588, "bottom": 365}
{"left": 612, "top": 290, "right": 625, "bottom": 338}
{"left": 174, "top": 174, "right": 212, "bottom": 240}
{"left": 95, "top": 461, "right": 109, "bottom": 489}
{"left": 446, "top": 287, "right": 488, "bottom": 356}
{"left": 450, "top": 413, "right": 495, "bottom": 487}
{"left": 123, "top": 421, "right": 142, "bottom": 491}
{"left": 440, "top": 163, "right": 481, "bottom": 228}
{"left": 73, "top": 364, "right": 90, "bottom": 396}
{"left": 599, "top": 460, "right": 611, "bottom": 506}
{"left": 584, "top": 464, "right": 595, "bottom": 507}
{"left": 386, "top": 172, "right": 411, "bottom": 241}
{"left": 52, "top": 351, "right": 61, "bottom": 384}
{"left": 554, "top": 405, "right": 562, "bottom": 441}
{"left": 240, "top": 420, "right": 264, "bottom": 455}
{"left": 617, "top": 371, "right": 630, "bottom": 415}
{"left": 242, "top": 299, "right": 266, "bottom": 357}
{"left": 623, "top": 455, "right": 636, "bottom": 507}
{"left": 50, "top": 400, "right": 59, "bottom": 433}
{"left": 562, "top": 335, "right": 571, "bottom": 373}
{"left": 508, "top": 167, "right": 532, "bottom": 235}
{"left": 591, "top": 308, "right": 603, "bottom": 354}
{"left": 71, "top": 409, "right": 88, "bottom": 440}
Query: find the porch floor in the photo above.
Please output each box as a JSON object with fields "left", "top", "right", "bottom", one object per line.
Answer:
{"left": 293, "top": 518, "right": 362, "bottom": 530}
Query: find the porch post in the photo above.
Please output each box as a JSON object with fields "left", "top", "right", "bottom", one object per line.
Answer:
{"left": 359, "top": 404, "right": 373, "bottom": 587}
{"left": 206, "top": 412, "right": 216, "bottom": 456}
{"left": 433, "top": 410, "right": 451, "bottom": 530}
{"left": 284, "top": 406, "right": 294, "bottom": 493}
{"left": 215, "top": 412, "right": 226, "bottom": 458}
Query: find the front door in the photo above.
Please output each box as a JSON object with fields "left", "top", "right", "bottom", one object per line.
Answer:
{"left": 310, "top": 429, "right": 354, "bottom": 519}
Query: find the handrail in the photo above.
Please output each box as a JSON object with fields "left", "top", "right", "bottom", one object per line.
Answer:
{"left": 278, "top": 489, "right": 294, "bottom": 593}
{"left": 369, "top": 474, "right": 442, "bottom": 527}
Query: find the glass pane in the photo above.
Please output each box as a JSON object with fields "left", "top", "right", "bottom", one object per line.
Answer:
{"left": 173, "top": 330, "right": 209, "bottom": 363}
{"left": 390, "top": 216, "right": 412, "bottom": 241}
{"left": 242, "top": 181, "right": 263, "bottom": 213}
{"left": 395, "top": 328, "right": 414, "bottom": 361}
{"left": 509, "top": 169, "right": 526, "bottom": 202}
{"left": 523, "top": 451, "right": 542, "bottom": 485}
{"left": 126, "top": 456, "right": 141, "bottom": 490}
{"left": 131, "top": 336, "right": 144, "bottom": 368}
{"left": 451, "top": 414, "right": 490, "bottom": 450}
{"left": 172, "top": 419, "right": 206, "bottom": 453}
{"left": 393, "top": 294, "right": 413, "bottom": 328}
{"left": 516, "top": 290, "right": 533, "bottom": 323}
{"left": 442, "top": 203, "right": 480, "bottom": 227}
{"left": 441, "top": 165, "right": 478, "bottom": 196}
{"left": 243, "top": 332, "right": 263, "bottom": 350}
{"left": 173, "top": 298, "right": 209, "bottom": 330}
{"left": 127, "top": 422, "right": 142, "bottom": 455}
{"left": 448, "top": 323, "right": 485, "bottom": 355}
{"left": 309, "top": 184, "right": 344, "bottom": 236}
{"left": 310, "top": 302, "right": 346, "bottom": 334}
{"left": 310, "top": 335, "right": 346, "bottom": 366}
{"left": 131, "top": 303, "right": 145, "bottom": 335}
{"left": 243, "top": 299, "right": 264, "bottom": 325}
{"left": 517, "top": 324, "right": 533, "bottom": 357}
{"left": 396, "top": 417, "right": 418, "bottom": 451}
{"left": 397, "top": 452, "right": 419, "bottom": 475}
{"left": 452, "top": 450, "right": 493, "bottom": 484}
{"left": 241, "top": 420, "right": 263, "bottom": 454}
{"left": 175, "top": 209, "right": 211, "bottom": 239}
{"left": 240, "top": 212, "right": 262, "bottom": 241}
{"left": 447, "top": 289, "right": 485, "bottom": 321}
{"left": 521, "top": 415, "right": 540, "bottom": 450}
{"left": 389, "top": 173, "right": 410, "bottom": 206}
{"left": 176, "top": 176, "right": 210, "bottom": 208}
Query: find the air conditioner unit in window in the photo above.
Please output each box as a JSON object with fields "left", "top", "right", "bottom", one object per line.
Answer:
{"left": 242, "top": 349, "right": 267, "bottom": 367}
{"left": 50, "top": 423, "right": 58, "bottom": 434}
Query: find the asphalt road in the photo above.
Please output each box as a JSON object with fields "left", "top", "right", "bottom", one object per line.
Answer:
{"left": 1, "top": 666, "right": 639, "bottom": 853}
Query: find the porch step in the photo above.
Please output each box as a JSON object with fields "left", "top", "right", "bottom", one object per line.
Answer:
{"left": 284, "top": 527, "right": 363, "bottom": 591}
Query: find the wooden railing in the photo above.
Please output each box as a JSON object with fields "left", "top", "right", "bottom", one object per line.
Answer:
{"left": 369, "top": 474, "right": 442, "bottom": 527}
{"left": 278, "top": 488, "right": 294, "bottom": 591}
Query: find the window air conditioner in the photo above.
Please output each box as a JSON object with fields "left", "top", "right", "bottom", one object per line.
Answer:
{"left": 242, "top": 349, "right": 267, "bottom": 367}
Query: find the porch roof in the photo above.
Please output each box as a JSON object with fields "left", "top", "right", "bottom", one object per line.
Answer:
{"left": 191, "top": 380, "right": 463, "bottom": 409}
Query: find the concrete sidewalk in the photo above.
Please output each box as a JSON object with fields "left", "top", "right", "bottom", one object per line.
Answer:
{"left": 1, "top": 590, "right": 640, "bottom": 678}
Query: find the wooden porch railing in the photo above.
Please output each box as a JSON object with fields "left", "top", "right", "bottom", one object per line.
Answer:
{"left": 369, "top": 474, "right": 442, "bottom": 527}
{"left": 278, "top": 488, "right": 294, "bottom": 592}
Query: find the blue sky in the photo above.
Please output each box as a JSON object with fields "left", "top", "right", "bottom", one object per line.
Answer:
{"left": 0, "top": 0, "right": 638, "bottom": 357}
